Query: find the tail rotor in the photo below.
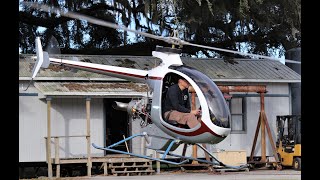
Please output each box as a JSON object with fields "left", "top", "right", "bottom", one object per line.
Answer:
{"left": 24, "top": 36, "right": 79, "bottom": 91}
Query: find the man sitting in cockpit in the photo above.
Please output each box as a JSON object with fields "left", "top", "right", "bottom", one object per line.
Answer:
{"left": 163, "top": 77, "right": 201, "bottom": 128}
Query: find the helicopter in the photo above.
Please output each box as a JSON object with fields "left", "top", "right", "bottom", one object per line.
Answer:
{"left": 22, "top": 2, "right": 301, "bottom": 168}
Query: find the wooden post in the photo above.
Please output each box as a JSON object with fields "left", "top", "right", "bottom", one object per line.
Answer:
{"left": 123, "top": 135, "right": 130, "bottom": 153}
{"left": 103, "top": 162, "right": 108, "bottom": 175}
{"left": 46, "top": 97, "right": 52, "bottom": 178}
{"left": 249, "top": 114, "right": 262, "bottom": 161}
{"left": 263, "top": 112, "right": 280, "bottom": 163}
{"left": 86, "top": 97, "right": 92, "bottom": 176}
{"left": 190, "top": 91, "right": 199, "bottom": 164}
{"left": 156, "top": 151, "right": 160, "bottom": 174}
{"left": 54, "top": 138, "right": 60, "bottom": 178}
{"left": 260, "top": 93, "right": 267, "bottom": 162}
{"left": 202, "top": 144, "right": 211, "bottom": 162}
{"left": 249, "top": 92, "right": 279, "bottom": 166}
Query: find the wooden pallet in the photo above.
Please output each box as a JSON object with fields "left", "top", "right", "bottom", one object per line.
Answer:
{"left": 105, "top": 156, "right": 155, "bottom": 176}
{"left": 213, "top": 167, "right": 250, "bottom": 173}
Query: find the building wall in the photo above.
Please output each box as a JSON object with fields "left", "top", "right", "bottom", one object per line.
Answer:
{"left": 49, "top": 98, "right": 105, "bottom": 159}
{"left": 19, "top": 86, "right": 48, "bottom": 162}
{"left": 19, "top": 86, "right": 105, "bottom": 162}
{"left": 130, "top": 119, "right": 144, "bottom": 155}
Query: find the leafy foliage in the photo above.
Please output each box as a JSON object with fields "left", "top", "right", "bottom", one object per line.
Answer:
{"left": 19, "top": 0, "right": 300, "bottom": 58}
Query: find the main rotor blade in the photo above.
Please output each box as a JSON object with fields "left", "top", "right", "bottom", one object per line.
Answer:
{"left": 183, "top": 41, "right": 301, "bottom": 64}
{"left": 22, "top": 2, "right": 301, "bottom": 64}
{"left": 22, "top": 2, "right": 168, "bottom": 42}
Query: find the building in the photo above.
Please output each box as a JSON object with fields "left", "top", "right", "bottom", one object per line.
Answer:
{"left": 19, "top": 54, "right": 301, "bottom": 166}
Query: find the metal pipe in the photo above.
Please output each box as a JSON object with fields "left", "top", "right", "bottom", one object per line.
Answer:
{"left": 112, "top": 101, "right": 128, "bottom": 111}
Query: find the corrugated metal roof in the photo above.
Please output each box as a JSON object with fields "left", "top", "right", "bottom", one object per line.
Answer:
{"left": 183, "top": 58, "right": 301, "bottom": 82}
{"left": 34, "top": 82, "right": 149, "bottom": 97}
{"left": 19, "top": 54, "right": 301, "bottom": 83}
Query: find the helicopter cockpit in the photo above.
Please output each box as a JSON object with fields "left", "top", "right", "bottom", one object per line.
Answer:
{"left": 162, "top": 65, "right": 230, "bottom": 129}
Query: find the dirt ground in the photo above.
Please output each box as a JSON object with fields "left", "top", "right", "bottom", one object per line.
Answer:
{"left": 20, "top": 168, "right": 301, "bottom": 180}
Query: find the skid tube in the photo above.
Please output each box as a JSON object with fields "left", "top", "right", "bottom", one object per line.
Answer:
{"left": 92, "top": 132, "right": 188, "bottom": 165}
{"left": 92, "top": 132, "right": 248, "bottom": 169}
{"left": 154, "top": 143, "right": 248, "bottom": 170}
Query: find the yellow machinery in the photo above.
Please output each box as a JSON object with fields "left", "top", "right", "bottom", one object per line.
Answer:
{"left": 276, "top": 115, "right": 301, "bottom": 170}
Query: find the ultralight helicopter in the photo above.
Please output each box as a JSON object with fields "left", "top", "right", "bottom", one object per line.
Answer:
{"left": 22, "top": 2, "right": 301, "bottom": 169}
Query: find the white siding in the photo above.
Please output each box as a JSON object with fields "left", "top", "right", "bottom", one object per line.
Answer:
{"left": 50, "top": 98, "right": 105, "bottom": 158}
{"left": 19, "top": 89, "right": 47, "bottom": 162}
{"left": 266, "top": 83, "right": 289, "bottom": 94}
{"left": 19, "top": 88, "right": 105, "bottom": 162}
{"left": 131, "top": 119, "right": 143, "bottom": 155}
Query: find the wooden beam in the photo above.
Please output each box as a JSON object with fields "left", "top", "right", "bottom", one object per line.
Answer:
{"left": 190, "top": 91, "right": 199, "bottom": 164}
{"left": 218, "top": 85, "right": 267, "bottom": 93}
{"left": 260, "top": 93, "right": 267, "bottom": 162}
{"left": 249, "top": 114, "right": 261, "bottom": 161}
{"left": 103, "top": 162, "right": 108, "bottom": 176}
{"left": 156, "top": 151, "right": 160, "bottom": 174}
{"left": 54, "top": 138, "right": 60, "bottom": 178}
{"left": 86, "top": 97, "right": 92, "bottom": 176}
{"left": 51, "top": 135, "right": 87, "bottom": 138}
{"left": 46, "top": 97, "right": 53, "bottom": 178}
{"left": 260, "top": 113, "right": 267, "bottom": 162}
{"left": 202, "top": 144, "right": 211, "bottom": 162}
{"left": 263, "top": 112, "right": 280, "bottom": 163}
{"left": 249, "top": 92, "right": 280, "bottom": 166}
{"left": 123, "top": 135, "right": 130, "bottom": 153}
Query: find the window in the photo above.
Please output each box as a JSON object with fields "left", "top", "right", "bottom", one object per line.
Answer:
{"left": 228, "top": 97, "right": 246, "bottom": 133}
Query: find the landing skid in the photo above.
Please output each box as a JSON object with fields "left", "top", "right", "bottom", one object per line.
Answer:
{"left": 92, "top": 132, "right": 248, "bottom": 170}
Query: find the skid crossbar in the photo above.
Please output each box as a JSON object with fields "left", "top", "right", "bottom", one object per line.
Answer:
{"left": 92, "top": 133, "right": 188, "bottom": 165}
{"left": 92, "top": 132, "right": 248, "bottom": 169}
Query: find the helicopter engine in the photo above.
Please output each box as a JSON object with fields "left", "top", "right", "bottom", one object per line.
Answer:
{"left": 112, "top": 98, "right": 152, "bottom": 127}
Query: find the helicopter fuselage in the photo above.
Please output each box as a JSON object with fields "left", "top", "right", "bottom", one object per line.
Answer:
{"left": 146, "top": 51, "right": 231, "bottom": 144}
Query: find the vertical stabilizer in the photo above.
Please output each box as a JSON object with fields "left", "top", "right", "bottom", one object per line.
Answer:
{"left": 32, "top": 37, "right": 47, "bottom": 78}
{"left": 24, "top": 37, "right": 50, "bottom": 91}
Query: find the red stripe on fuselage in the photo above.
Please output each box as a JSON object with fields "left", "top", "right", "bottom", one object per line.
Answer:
{"left": 149, "top": 76, "right": 162, "bottom": 80}
{"left": 164, "top": 121, "right": 223, "bottom": 138}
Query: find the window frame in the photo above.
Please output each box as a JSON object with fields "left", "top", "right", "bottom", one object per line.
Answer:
{"left": 227, "top": 97, "right": 246, "bottom": 134}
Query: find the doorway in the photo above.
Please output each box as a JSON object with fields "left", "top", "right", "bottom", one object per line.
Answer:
{"left": 104, "top": 98, "right": 131, "bottom": 154}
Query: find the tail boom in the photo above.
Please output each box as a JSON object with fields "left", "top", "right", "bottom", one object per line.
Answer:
{"left": 31, "top": 36, "right": 149, "bottom": 84}
{"left": 49, "top": 58, "right": 148, "bottom": 83}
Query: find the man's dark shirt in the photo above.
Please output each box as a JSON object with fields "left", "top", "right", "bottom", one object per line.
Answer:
{"left": 163, "top": 84, "right": 191, "bottom": 113}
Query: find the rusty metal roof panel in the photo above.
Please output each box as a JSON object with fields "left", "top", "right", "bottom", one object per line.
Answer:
{"left": 182, "top": 58, "right": 300, "bottom": 82}
{"left": 19, "top": 54, "right": 117, "bottom": 79}
{"left": 34, "top": 82, "right": 149, "bottom": 96}
{"left": 19, "top": 54, "right": 301, "bottom": 82}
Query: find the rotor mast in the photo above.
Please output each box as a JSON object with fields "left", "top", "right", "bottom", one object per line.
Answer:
{"left": 152, "top": 46, "right": 183, "bottom": 67}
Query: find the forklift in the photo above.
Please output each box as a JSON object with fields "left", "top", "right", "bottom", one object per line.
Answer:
{"left": 276, "top": 115, "right": 301, "bottom": 170}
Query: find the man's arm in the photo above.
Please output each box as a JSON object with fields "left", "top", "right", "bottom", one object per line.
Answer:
{"left": 185, "top": 90, "right": 201, "bottom": 116}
